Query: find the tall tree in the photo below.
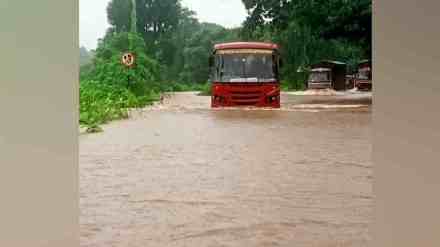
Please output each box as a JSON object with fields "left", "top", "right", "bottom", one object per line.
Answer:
{"left": 135, "top": 0, "right": 182, "bottom": 66}
{"left": 107, "top": 0, "right": 133, "bottom": 33}
{"left": 241, "top": 0, "right": 371, "bottom": 89}
{"left": 104, "top": 0, "right": 242, "bottom": 85}
{"left": 167, "top": 7, "right": 200, "bottom": 80}
{"left": 135, "top": 0, "right": 181, "bottom": 43}
{"left": 242, "top": 0, "right": 371, "bottom": 54}
{"left": 178, "top": 22, "right": 241, "bottom": 83}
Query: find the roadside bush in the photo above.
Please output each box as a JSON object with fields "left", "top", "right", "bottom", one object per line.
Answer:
{"left": 80, "top": 63, "right": 94, "bottom": 81}
{"left": 281, "top": 80, "right": 307, "bottom": 91}
{"left": 198, "top": 82, "right": 212, "bottom": 96}
{"left": 79, "top": 80, "right": 158, "bottom": 128}
{"left": 80, "top": 32, "right": 162, "bottom": 130}
{"left": 91, "top": 32, "right": 161, "bottom": 93}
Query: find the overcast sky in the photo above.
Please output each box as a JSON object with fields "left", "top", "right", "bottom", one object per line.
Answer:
{"left": 80, "top": 0, "right": 247, "bottom": 50}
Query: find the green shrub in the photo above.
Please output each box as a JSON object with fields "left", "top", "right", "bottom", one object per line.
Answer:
{"left": 281, "top": 80, "right": 307, "bottom": 91}
{"left": 198, "top": 82, "right": 212, "bottom": 96}
{"left": 79, "top": 32, "right": 163, "bottom": 130}
{"left": 91, "top": 32, "right": 161, "bottom": 92}
{"left": 79, "top": 80, "right": 157, "bottom": 127}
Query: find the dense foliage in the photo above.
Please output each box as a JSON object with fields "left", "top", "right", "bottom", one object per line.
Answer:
{"left": 241, "top": 0, "right": 371, "bottom": 89}
{"left": 80, "top": 80, "right": 158, "bottom": 127}
{"left": 92, "top": 32, "right": 161, "bottom": 93}
{"left": 105, "top": 0, "right": 241, "bottom": 85}
{"left": 80, "top": 32, "right": 161, "bottom": 129}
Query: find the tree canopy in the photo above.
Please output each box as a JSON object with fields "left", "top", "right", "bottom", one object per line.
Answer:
{"left": 85, "top": 0, "right": 371, "bottom": 89}
{"left": 241, "top": 0, "right": 371, "bottom": 88}
{"left": 107, "top": 0, "right": 133, "bottom": 33}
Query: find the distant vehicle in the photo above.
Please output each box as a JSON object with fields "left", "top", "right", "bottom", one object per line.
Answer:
{"left": 307, "top": 60, "right": 347, "bottom": 91}
{"left": 209, "top": 42, "right": 281, "bottom": 108}
{"left": 355, "top": 60, "right": 372, "bottom": 91}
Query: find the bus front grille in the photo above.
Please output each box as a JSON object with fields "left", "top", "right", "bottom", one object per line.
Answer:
{"left": 229, "top": 91, "right": 262, "bottom": 105}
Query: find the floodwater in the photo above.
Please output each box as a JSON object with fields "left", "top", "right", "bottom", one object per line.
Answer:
{"left": 80, "top": 91, "right": 372, "bottom": 247}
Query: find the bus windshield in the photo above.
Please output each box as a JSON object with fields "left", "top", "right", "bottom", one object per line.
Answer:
{"left": 212, "top": 50, "right": 278, "bottom": 83}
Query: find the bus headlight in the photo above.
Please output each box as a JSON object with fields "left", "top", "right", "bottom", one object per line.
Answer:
{"left": 267, "top": 95, "right": 278, "bottom": 102}
{"left": 213, "top": 95, "right": 224, "bottom": 102}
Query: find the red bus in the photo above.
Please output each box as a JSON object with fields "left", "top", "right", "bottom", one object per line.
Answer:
{"left": 209, "top": 42, "right": 281, "bottom": 108}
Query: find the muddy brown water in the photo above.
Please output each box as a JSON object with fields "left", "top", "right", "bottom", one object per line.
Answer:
{"left": 80, "top": 91, "right": 372, "bottom": 247}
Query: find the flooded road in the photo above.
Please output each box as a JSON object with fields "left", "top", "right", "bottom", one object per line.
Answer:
{"left": 80, "top": 91, "right": 372, "bottom": 247}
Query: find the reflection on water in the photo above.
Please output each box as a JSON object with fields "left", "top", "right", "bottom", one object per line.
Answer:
{"left": 80, "top": 91, "right": 372, "bottom": 247}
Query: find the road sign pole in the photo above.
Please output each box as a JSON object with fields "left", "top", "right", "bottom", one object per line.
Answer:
{"left": 127, "top": 68, "right": 130, "bottom": 88}
{"left": 122, "top": 52, "right": 135, "bottom": 88}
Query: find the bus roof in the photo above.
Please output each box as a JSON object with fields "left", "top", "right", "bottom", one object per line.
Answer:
{"left": 214, "top": 42, "right": 279, "bottom": 51}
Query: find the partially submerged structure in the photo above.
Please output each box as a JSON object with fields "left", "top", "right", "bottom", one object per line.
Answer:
{"left": 345, "top": 74, "right": 356, "bottom": 89}
{"left": 355, "top": 60, "right": 372, "bottom": 91}
{"left": 307, "top": 60, "right": 347, "bottom": 91}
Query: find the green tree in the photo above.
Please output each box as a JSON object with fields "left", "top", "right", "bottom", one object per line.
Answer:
{"left": 135, "top": 0, "right": 182, "bottom": 58}
{"left": 107, "top": 0, "right": 133, "bottom": 33}
{"left": 241, "top": 0, "right": 371, "bottom": 89}
{"left": 178, "top": 23, "right": 240, "bottom": 84}
{"left": 92, "top": 32, "right": 161, "bottom": 94}
{"left": 242, "top": 0, "right": 371, "bottom": 55}
{"left": 166, "top": 7, "right": 200, "bottom": 81}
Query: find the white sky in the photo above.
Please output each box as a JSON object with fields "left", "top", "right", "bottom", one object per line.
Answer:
{"left": 80, "top": 0, "right": 247, "bottom": 50}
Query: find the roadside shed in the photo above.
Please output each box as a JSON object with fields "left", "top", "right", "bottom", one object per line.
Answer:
{"left": 309, "top": 60, "right": 347, "bottom": 91}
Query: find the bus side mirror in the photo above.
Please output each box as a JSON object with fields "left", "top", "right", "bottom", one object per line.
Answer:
{"left": 279, "top": 58, "right": 284, "bottom": 68}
